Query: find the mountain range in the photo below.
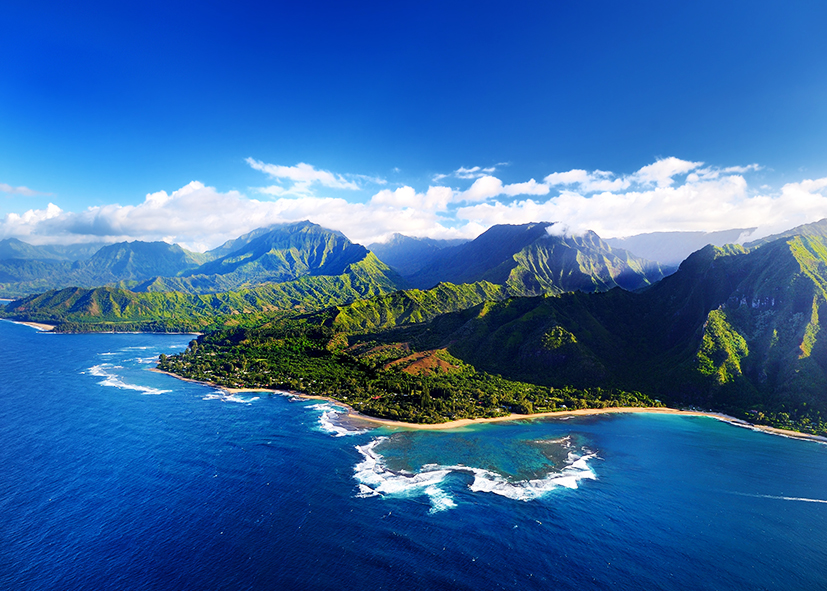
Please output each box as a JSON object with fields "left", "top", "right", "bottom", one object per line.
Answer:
{"left": 404, "top": 222, "right": 666, "bottom": 293}
{"left": 4, "top": 218, "right": 827, "bottom": 433}
{"left": 306, "top": 220, "right": 827, "bottom": 428}
{"left": 0, "top": 221, "right": 668, "bottom": 303}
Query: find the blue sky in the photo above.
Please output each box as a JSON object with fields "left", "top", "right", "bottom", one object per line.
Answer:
{"left": 3, "top": 1, "right": 827, "bottom": 249}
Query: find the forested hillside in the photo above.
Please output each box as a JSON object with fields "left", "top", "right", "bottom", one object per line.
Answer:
{"left": 153, "top": 221, "right": 827, "bottom": 433}
{"left": 406, "top": 222, "right": 666, "bottom": 293}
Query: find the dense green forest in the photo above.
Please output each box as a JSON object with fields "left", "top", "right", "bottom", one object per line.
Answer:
{"left": 158, "top": 319, "right": 661, "bottom": 423}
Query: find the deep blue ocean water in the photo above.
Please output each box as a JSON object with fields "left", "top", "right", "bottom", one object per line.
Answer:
{"left": 2, "top": 320, "right": 827, "bottom": 590}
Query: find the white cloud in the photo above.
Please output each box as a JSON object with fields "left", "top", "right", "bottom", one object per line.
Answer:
{"left": 454, "top": 165, "right": 497, "bottom": 179}
{"left": 544, "top": 169, "right": 590, "bottom": 185}
{"left": 457, "top": 167, "right": 827, "bottom": 241}
{"left": 544, "top": 158, "right": 704, "bottom": 193}
{"left": 501, "top": 179, "right": 549, "bottom": 197}
{"left": 371, "top": 186, "right": 453, "bottom": 211}
{"left": 432, "top": 164, "right": 504, "bottom": 182}
{"left": 544, "top": 169, "right": 630, "bottom": 193}
{"left": 1, "top": 182, "right": 46, "bottom": 197}
{"left": 0, "top": 181, "right": 474, "bottom": 249}
{"left": 458, "top": 175, "right": 550, "bottom": 202}
{"left": 246, "top": 158, "right": 361, "bottom": 195}
{"left": 461, "top": 176, "right": 504, "bottom": 202}
{"left": 633, "top": 157, "right": 702, "bottom": 187}
{"left": 2, "top": 157, "right": 826, "bottom": 254}
{"left": 546, "top": 222, "right": 570, "bottom": 237}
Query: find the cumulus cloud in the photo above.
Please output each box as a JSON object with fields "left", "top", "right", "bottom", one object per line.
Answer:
{"left": 371, "top": 186, "right": 454, "bottom": 211}
{"left": 457, "top": 166, "right": 827, "bottom": 241}
{"left": 3, "top": 157, "right": 827, "bottom": 251}
{"left": 0, "top": 181, "right": 473, "bottom": 249}
{"left": 459, "top": 176, "right": 550, "bottom": 202}
{"left": 544, "top": 157, "right": 705, "bottom": 193}
{"left": 633, "top": 157, "right": 702, "bottom": 187}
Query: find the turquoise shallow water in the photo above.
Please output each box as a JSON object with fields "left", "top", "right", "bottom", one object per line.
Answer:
{"left": 2, "top": 320, "right": 826, "bottom": 590}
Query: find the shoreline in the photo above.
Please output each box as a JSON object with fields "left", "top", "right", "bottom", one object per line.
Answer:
{"left": 150, "top": 368, "right": 827, "bottom": 444}
{"left": 2, "top": 319, "right": 56, "bottom": 332}
{"left": 0, "top": 319, "right": 201, "bottom": 335}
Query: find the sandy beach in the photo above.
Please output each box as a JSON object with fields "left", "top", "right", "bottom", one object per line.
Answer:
{"left": 148, "top": 368, "right": 827, "bottom": 444}
{"left": 2, "top": 319, "right": 55, "bottom": 332}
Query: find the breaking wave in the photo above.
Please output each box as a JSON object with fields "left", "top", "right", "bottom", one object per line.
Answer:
{"left": 353, "top": 436, "right": 597, "bottom": 512}
{"left": 88, "top": 363, "right": 171, "bottom": 396}
{"left": 307, "top": 403, "right": 368, "bottom": 437}
{"left": 202, "top": 391, "right": 260, "bottom": 404}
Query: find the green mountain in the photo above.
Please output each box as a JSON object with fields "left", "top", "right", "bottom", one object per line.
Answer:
{"left": 77, "top": 241, "right": 207, "bottom": 283}
{"left": 0, "top": 240, "right": 206, "bottom": 297}
{"left": 0, "top": 222, "right": 399, "bottom": 298}
{"left": 0, "top": 238, "right": 106, "bottom": 262}
{"left": 743, "top": 217, "right": 827, "bottom": 248}
{"left": 311, "top": 281, "right": 508, "bottom": 333}
{"left": 0, "top": 238, "right": 64, "bottom": 260}
{"left": 162, "top": 220, "right": 818, "bottom": 431}
{"left": 368, "top": 234, "right": 469, "bottom": 276}
{"left": 0, "top": 251, "right": 404, "bottom": 332}
{"left": 132, "top": 221, "right": 396, "bottom": 294}
{"left": 51, "top": 219, "right": 823, "bottom": 432}
{"left": 0, "top": 259, "right": 73, "bottom": 296}
{"left": 407, "top": 222, "right": 666, "bottom": 294}
{"left": 356, "top": 231, "right": 827, "bottom": 431}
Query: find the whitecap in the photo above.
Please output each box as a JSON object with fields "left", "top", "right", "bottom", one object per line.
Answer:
{"left": 87, "top": 363, "right": 171, "bottom": 395}
{"left": 353, "top": 438, "right": 456, "bottom": 512}
{"left": 466, "top": 454, "right": 597, "bottom": 500}
{"left": 425, "top": 485, "right": 457, "bottom": 513}
{"left": 308, "top": 403, "right": 367, "bottom": 437}
{"left": 354, "top": 437, "right": 597, "bottom": 509}
{"left": 202, "top": 390, "right": 259, "bottom": 404}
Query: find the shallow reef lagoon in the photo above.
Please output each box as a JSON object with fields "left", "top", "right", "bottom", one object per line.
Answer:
{"left": 2, "top": 321, "right": 827, "bottom": 591}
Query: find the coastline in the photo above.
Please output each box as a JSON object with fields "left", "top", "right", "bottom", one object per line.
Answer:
{"left": 2, "top": 319, "right": 201, "bottom": 335}
{"left": 2, "top": 319, "right": 55, "bottom": 332}
{"left": 150, "top": 368, "right": 827, "bottom": 444}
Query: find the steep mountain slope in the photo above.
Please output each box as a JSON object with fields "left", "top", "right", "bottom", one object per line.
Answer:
{"left": 0, "top": 240, "right": 204, "bottom": 298}
{"left": 1, "top": 251, "right": 404, "bottom": 332}
{"left": 133, "top": 221, "right": 401, "bottom": 294}
{"left": 743, "top": 217, "right": 827, "bottom": 248}
{"left": 192, "top": 221, "right": 367, "bottom": 279}
{"left": 0, "top": 259, "right": 73, "bottom": 297}
{"left": 408, "top": 222, "right": 665, "bottom": 293}
{"left": 370, "top": 232, "right": 827, "bottom": 425}
{"left": 310, "top": 281, "right": 508, "bottom": 333}
{"left": 75, "top": 241, "right": 206, "bottom": 283}
{"left": 368, "top": 234, "right": 469, "bottom": 276}
{"left": 0, "top": 238, "right": 64, "bottom": 260}
{"left": 0, "top": 222, "right": 402, "bottom": 297}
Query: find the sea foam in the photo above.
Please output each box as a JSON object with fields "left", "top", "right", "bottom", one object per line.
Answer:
{"left": 88, "top": 363, "right": 171, "bottom": 396}
{"left": 202, "top": 391, "right": 260, "bottom": 404}
{"left": 308, "top": 403, "right": 368, "bottom": 437}
{"left": 353, "top": 435, "right": 597, "bottom": 510}
{"left": 353, "top": 438, "right": 455, "bottom": 512}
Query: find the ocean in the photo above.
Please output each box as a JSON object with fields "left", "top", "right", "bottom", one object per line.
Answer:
{"left": 2, "top": 319, "right": 826, "bottom": 590}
